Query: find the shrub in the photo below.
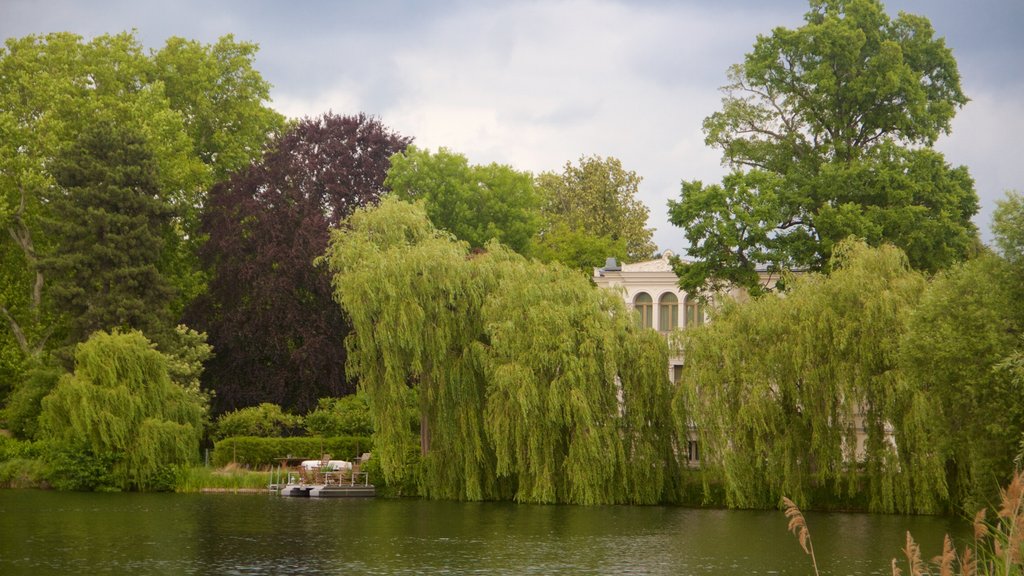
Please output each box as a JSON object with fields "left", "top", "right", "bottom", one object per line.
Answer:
{"left": 46, "top": 443, "right": 120, "bottom": 491}
{"left": 0, "top": 458, "right": 48, "bottom": 488}
{"left": 213, "top": 403, "right": 303, "bottom": 440}
{"left": 304, "top": 394, "right": 373, "bottom": 437}
{"left": 211, "top": 436, "right": 372, "bottom": 468}
{"left": 1, "top": 365, "right": 62, "bottom": 440}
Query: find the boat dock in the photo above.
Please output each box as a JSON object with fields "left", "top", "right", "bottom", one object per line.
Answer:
{"left": 271, "top": 454, "right": 375, "bottom": 498}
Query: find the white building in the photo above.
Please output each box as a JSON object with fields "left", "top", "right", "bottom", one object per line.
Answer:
{"left": 594, "top": 252, "right": 873, "bottom": 465}
{"left": 592, "top": 251, "right": 707, "bottom": 466}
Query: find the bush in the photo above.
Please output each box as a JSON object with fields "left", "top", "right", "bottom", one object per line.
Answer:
{"left": 213, "top": 403, "right": 303, "bottom": 440}
{"left": 211, "top": 436, "right": 372, "bottom": 468}
{"left": 0, "top": 458, "right": 48, "bottom": 488}
{"left": 46, "top": 444, "right": 120, "bottom": 491}
{"left": 304, "top": 394, "right": 373, "bottom": 437}
{"left": 1, "top": 365, "right": 62, "bottom": 440}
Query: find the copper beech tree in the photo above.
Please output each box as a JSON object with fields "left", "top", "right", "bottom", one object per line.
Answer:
{"left": 187, "top": 113, "right": 411, "bottom": 413}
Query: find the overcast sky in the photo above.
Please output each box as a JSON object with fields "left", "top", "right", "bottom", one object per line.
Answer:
{"left": 3, "top": 0, "right": 1022, "bottom": 252}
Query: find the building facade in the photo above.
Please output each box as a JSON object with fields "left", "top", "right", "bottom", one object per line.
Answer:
{"left": 592, "top": 251, "right": 707, "bottom": 466}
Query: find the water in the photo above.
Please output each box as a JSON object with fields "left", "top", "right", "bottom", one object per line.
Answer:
{"left": 0, "top": 490, "right": 967, "bottom": 575}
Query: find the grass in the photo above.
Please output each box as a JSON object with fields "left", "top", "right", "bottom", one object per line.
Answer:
{"left": 175, "top": 463, "right": 275, "bottom": 493}
{"left": 784, "top": 470, "right": 1024, "bottom": 576}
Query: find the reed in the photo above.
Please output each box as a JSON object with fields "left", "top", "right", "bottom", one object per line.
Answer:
{"left": 783, "top": 471, "right": 1024, "bottom": 576}
{"left": 175, "top": 464, "right": 272, "bottom": 493}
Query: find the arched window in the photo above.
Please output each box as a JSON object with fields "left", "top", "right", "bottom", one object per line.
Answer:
{"left": 684, "top": 296, "right": 704, "bottom": 328}
{"left": 634, "top": 292, "right": 653, "bottom": 329}
{"left": 658, "top": 292, "right": 678, "bottom": 332}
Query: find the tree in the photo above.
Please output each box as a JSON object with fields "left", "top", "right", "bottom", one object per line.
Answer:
{"left": 152, "top": 34, "right": 285, "bottom": 182}
{"left": 993, "top": 191, "right": 1024, "bottom": 265}
{"left": 0, "top": 32, "right": 278, "bottom": 375}
{"left": 900, "top": 251, "right": 1024, "bottom": 510}
{"left": 38, "top": 330, "right": 206, "bottom": 491}
{"left": 41, "top": 117, "right": 177, "bottom": 348}
{"left": 385, "top": 146, "right": 540, "bottom": 255}
{"left": 186, "top": 113, "right": 411, "bottom": 414}
{"left": 668, "top": 0, "right": 977, "bottom": 295}
{"left": 323, "top": 197, "right": 680, "bottom": 504}
{"left": 674, "top": 241, "right": 945, "bottom": 513}
{"left": 536, "top": 155, "right": 655, "bottom": 263}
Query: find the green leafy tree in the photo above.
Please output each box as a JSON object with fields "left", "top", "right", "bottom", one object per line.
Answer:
{"left": 536, "top": 155, "right": 655, "bottom": 264}
{"left": 529, "top": 221, "right": 627, "bottom": 272}
{"left": 674, "top": 240, "right": 945, "bottom": 513}
{"left": 385, "top": 146, "right": 540, "bottom": 255}
{"left": 900, "top": 252, "right": 1024, "bottom": 510}
{"left": 38, "top": 330, "right": 206, "bottom": 491}
{"left": 152, "top": 35, "right": 284, "bottom": 181}
{"left": 213, "top": 403, "right": 302, "bottom": 441}
{"left": 993, "top": 191, "right": 1024, "bottom": 265}
{"left": 0, "top": 31, "right": 278, "bottom": 373}
{"left": 323, "top": 197, "right": 680, "bottom": 504}
{"left": 669, "top": 0, "right": 977, "bottom": 295}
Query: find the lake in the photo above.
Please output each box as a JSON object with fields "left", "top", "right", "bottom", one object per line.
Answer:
{"left": 0, "top": 490, "right": 967, "bottom": 575}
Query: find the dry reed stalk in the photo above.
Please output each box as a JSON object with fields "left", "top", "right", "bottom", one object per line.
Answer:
{"left": 904, "top": 531, "right": 926, "bottom": 576}
{"left": 997, "top": 471, "right": 1023, "bottom": 569}
{"left": 782, "top": 496, "right": 820, "bottom": 576}
{"left": 932, "top": 534, "right": 956, "bottom": 576}
{"left": 959, "top": 547, "right": 974, "bottom": 576}
{"left": 892, "top": 558, "right": 903, "bottom": 576}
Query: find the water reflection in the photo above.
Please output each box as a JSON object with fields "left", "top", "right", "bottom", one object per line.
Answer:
{"left": 0, "top": 491, "right": 967, "bottom": 575}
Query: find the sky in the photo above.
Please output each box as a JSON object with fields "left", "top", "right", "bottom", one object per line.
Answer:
{"left": 3, "top": 0, "right": 1022, "bottom": 253}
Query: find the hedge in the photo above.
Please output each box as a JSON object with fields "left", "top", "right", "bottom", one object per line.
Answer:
{"left": 211, "top": 436, "right": 372, "bottom": 468}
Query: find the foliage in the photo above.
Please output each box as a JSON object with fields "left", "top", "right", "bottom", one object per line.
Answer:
{"left": 993, "top": 191, "right": 1024, "bottom": 265}
{"left": 304, "top": 393, "right": 374, "bottom": 437}
{"left": 674, "top": 240, "right": 944, "bottom": 513}
{"left": 0, "top": 31, "right": 278, "bottom": 372}
{"left": 213, "top": 403, "right": 303, "bottom": 441}
{"left": 211, "top": 435, "right": 372, "bottom": 468}
{"left": 45, "top": 443, "right": 120, "bottom": 491}
{"left": 0, "top": 363, "right": 61, "bottom": 439}
{"left": 324, "top": 197, "right": 680, "bottom": 504}
{"left": 669, "top": 0, "right": 977, "bottom": 295}
{"left": 175, "top": 464, "right": 271, "bottom": 492}
{"left": 900, "top": 252, "right": 1024, "bottom": 510}
{"left": 385, "top": 146, "right": 540, "bottom": 255}
{"left": 186, "top": 113, "right": 411, "bottom": 413}
{"left": 151, "top": 34, "right": 285, "bottom": 181}
{"left": 535, "top": 155, "right": 655, "bottom": 263}
{"left": 529, "top": 221, "right": 627, "bottom": 273}
{"left": 0, "top": 457, "right": 48, "bottom": 489}
{"left": 37, "top": 330, "right": 207, "bottom": 491}
{"left": 40, "top": 117, "right": 178, "bottom": 349}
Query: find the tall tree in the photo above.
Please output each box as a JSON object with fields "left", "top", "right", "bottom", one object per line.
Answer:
{"left": 536, "top": 155, "right": 655, "bottom": 264}
{"left": 41, "top": 117, "right": 177, "bottom": 348}
{"left": 152, "top": 34, "right": 284, "bottom": 182}
{"left": 0, "top": 32, "right": 279, "bottom": 369}
{"left": 668, "top": 0, "right": 977, "bottom": 295}
{"left": 38, "top": 329, "right": 206, "bottom": 491}
{"left": 385, "top": 146, "right": 540, "bottom": 255}
{"left": 324, "top": 197, "right": 680, "bottom": 504}
{"left": 900, "top": 251, "right": 1024, "bottom": 510}
{"left": 674, "top": 241, "right": 945, "bottom": 513}
{"left": 187, "top": 113, "right": 411, "bottom": 413}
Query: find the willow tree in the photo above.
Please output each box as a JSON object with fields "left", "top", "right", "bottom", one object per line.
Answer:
{"left": 674, "top": 241, "right": 945, "bottom": 513}
{"left": 901, "top": 253, "right": 1024, "bottom": 510}
{"left": 324, "top": 198, "right": 501, "bottom": 499}
{"left": 324, "top": 197, "right": 679, "bottom": 504}
{"left": 481, "top": 256, "right": 678, "bottom": 504}
{"left": 38, "top": 330, "right": 206, "bottom": 490}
